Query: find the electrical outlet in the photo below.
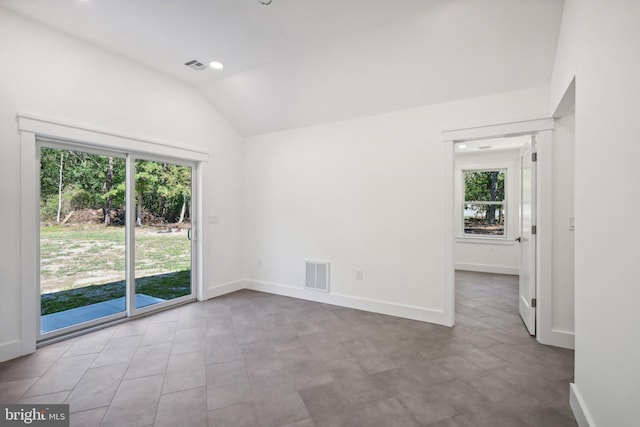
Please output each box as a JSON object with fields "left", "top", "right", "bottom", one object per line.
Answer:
{"left": 356, "top": 270, "right": 363, "bottom": 280}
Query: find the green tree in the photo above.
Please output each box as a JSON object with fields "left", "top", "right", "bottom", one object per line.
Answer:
{"left": 464, "top": 170, "right": 505, "bottom": 223}
{"left": 40, "top": 148, "right": 66, "bottom": 222}
{"left": 40, "top": 148, "right": 191, "bottom": 226}
{"left": 40, "top": 148, "right": 126, "bottom": 224}
{"left": 135, "top": 160, "right": 164, "bottom": 226}
{"left": 164, "top": 165, "right": 191, "bottom": 223}
{"left": 102, "top": 157, "right": 126, "bottom": 224}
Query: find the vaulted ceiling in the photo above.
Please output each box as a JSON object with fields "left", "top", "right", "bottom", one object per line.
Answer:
{"left": 0, "top": 0, "right": 564, "bottom": 136}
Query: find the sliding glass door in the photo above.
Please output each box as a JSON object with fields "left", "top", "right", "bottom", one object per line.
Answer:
{"left": 132, "top": 158, "right": 194, "bottom": 314}
{"left": 39, "top": 146, "right": 127, "bottom": 334}
{"left": 38, "top": 142, "right": 197, "bottom": 338}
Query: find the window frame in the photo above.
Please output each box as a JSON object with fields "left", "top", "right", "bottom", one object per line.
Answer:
{"left": 461, "top": 168, "right": 508, "bottom": 238}
{"left": 19, "top": 113, "right": 208, "bottom": 355}
{"left": 454, "top": 156, "right": 518, "bottom": 243}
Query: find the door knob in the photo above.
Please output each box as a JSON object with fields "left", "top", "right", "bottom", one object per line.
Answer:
{"left": 515, "top": 237, "right": 522, "bottom": 242}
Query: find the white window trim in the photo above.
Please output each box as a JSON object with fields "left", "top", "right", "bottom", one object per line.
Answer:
{"left": 18, "top": 114, "right": 208, "bottom": 162}
{"left": 19, "top": 114, "right": 208, "bottom": 355}
{"left": 455, "top": 160, "right": 517, "bottom": 242}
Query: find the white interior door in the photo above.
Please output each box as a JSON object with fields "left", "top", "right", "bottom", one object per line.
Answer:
{"left": 518, "top": 136, "right": 536, "bottom": 335}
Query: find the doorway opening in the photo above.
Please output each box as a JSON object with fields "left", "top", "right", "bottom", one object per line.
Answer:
{"left": 454, "top": 135, "right": 537, "bottom": 335}
{"left": 442, "top": 118, "right": 557, "bottom": 345}
{"left": 38, "top": 142, "right": 196, "bottom": 340}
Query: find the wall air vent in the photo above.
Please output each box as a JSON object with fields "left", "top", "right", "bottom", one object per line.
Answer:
{"left": 184, "top": 60, "right": 207, "bottom": 71}
{"left": 305, "top": 260, "right": 330, "bottom": 293}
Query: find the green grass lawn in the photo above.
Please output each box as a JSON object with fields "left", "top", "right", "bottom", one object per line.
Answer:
{"left": 40, "top": 225, "right": 191, "bottom": 314}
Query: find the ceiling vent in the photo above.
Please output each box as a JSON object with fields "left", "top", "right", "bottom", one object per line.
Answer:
{"left": 184, "top": 60, "right": 207, "bottom": 71}
{"left": 305, "top": 260, "right": 330, "bottom": 293}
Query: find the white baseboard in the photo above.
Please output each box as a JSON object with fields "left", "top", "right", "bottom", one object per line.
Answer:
{"left": 0, "top": 340, "right": 22, "bottom": 363}
{"left": 570, "top": 383, "right": 596, "bottom": 427}
{"left": 455, "top": 263, "right": 519, "bottom": 275}
{"left": 244, "top": 280, "right": 448, "bottom": 326}
{"left": 550, "top": 328, "right": 575, "bottom": 349}
{"left": 206, "top": 280, "right": 244, "bottom": 299}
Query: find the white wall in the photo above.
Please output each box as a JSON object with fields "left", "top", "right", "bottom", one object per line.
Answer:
{"left": 243, "top": 85, "right": 549, "bottom": 324}
{"left": 454, "top": 149, "right": 520, "bottom": 275}
{"left": 0, "top": 8, "right": 244, "bottom": 361}
{"left": 551, "top": 1, "right": 640, "bottom": 425}
{"left": 551, "top": 113, "right": 575, "bottom": 348}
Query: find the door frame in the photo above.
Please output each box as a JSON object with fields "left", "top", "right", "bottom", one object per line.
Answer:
{"left": 19, "top": 114, "right": 208, "bottom": 354}
{"left": 127, "top": 154, "right": 198, "bottom": 318}
{"left": 442, "top": 118, "right": 554, "bottom": 345}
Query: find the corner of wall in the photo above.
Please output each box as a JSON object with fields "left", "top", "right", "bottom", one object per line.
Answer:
{"left": 570, "top": 383, "right": 596, "bottom": 427}
{"left": 206, "top": 280, "right": 245, "bottom": 300}
{"left": 244, "top": 279, "right": 449, "bottom": 326}
{"left": 550, "top": 329, "right": 575, "bottom": 350}
{"left": 0, "top": 340, "right": 22, "bottom": 363}
{"left": 552, "top": 77, "right": 576, "bottom": 118}
{"left": 549, "top": 0, "right": 578, "bottom": 117}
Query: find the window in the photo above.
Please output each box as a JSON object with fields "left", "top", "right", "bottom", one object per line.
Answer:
{"left": 463, "top": 169, "right": 506, "bottom": 236}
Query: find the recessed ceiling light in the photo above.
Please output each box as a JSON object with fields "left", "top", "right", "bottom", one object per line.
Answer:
{"left": 209, "top": 61, "right": 224, "bottom": 70}
{"left": 457, "top": 144, "right": 467, "bottom": 149}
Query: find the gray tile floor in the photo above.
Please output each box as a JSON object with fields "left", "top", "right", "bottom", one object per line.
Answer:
{"left": 0, "top": 271, "right": 577, "bottom": 426}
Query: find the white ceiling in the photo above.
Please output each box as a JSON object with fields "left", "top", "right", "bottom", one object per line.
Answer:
{"left": 455, "top": 136, "right": 530, "bottom": 155}
{"left": 0, "top": 0, "right": 564, "bottom": 136}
